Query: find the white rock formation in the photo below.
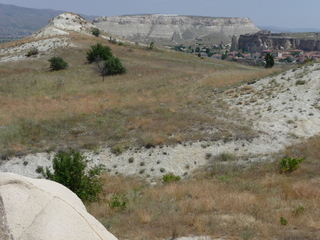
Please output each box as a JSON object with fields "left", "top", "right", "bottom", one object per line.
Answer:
{"left": 34, "top": 12, "right": 95, "bottom": 38}
{"left": 94, "top": 14, "right": 260, "bottom": 45}
{"left": 0, "top": 172, "right": 118, "bottom": 240}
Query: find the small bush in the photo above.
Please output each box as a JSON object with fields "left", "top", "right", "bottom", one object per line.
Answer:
{"left": 292, "top": 205, "right": 305, "bottom": 216}
{"left": 48, "top": 56, "right": 68, "bottom": 71}
{"left": 128, "top": 157, "right": 134, "bottom": 163}
{"left": 280, "top": 217, "right": 288, "bottom": 225}
{"left": 111, "top": 145, "right": 124, "bottom": 155}
{"left": 92, "top": 28, "right": 101, "bottom": 37}
{"left": 296, "top": 80, "right": 306, "bottom": 85}
{"left": 280, "top": 157, "right": 303, "bottom": 173}
{"left": 109, "top": 194, "right": 126, "bottom": 210}
{"left": 26, "top": 47, "right": 39, "bottom": 57}
{"left": 148, "top": 42, "right": 155, "bottom": 50}
{"left": 39, "top": 148, "right": 105, "bottom": 202}
{"left": 163, "top": 173, "right": 181, "bottom": 183}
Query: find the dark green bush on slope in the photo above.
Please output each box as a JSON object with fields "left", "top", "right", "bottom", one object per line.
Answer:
{"left": 92, "top": 28, "right": 101, "bottom": 37}
{"left": 104, "top": 56, "right": 126, "bottom": 75}
{"left": 48, "top": 56, "right": 68, "bottom": 71}
{"left": 86, "top": 43, "right": 113, "bottom": 63}
{"left": 40, "top": 148, "right": 105, "bottom": 202}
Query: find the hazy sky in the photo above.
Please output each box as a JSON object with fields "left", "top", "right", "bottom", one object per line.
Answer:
{"left": 1, "top": 0, "right": 320, "bottom": 29}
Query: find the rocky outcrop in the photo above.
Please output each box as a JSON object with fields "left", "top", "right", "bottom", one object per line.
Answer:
{"left": 34, "top": 12, "right": 95, "bottom": 38}
{"left": 238, "top": 31, "right": 320, "bottom": 52}
{"left": 93, "top": 14, "right": 260, "bottom": 45}
{"left": 0, "top": 172, "right": 118, "bottom": 240}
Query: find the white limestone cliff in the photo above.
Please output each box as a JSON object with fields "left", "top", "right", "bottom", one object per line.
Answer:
{"left": 93, "top": 14, "right": 260, "bottom": 45}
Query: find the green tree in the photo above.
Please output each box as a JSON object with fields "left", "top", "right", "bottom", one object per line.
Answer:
{"left": 40, "top": 148, "right": 105, "bottom": 202}
{"left": 48, "top": 56, "right": 68, "bottom": 71}
{"left": 104, "top": 57, "right": 126, "bottom": 75}
{"left": 86, "top": 43, "right": 113, "bottom": 63}
{"left": 265, "top": 53, "right": 274, "bottom": 68}
{"left": 92, "top": 28, "right": 101, "bottom": 37}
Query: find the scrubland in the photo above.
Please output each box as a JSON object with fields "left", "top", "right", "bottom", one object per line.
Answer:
{"left": 2, "top": 33, "right": 318, "bottom": 240}
{"left": 87, "top": 136, "right": 320, "bottom": 240}
{"left": 0, "top": 34, "right": 281, "bottom": 156}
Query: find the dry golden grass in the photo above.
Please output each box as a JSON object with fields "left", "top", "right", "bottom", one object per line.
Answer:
{"left": 86, "top": 136, "right": 320, "bottom": 240}
{"left": 0, "top": 33, "right": 286, "bottom": 155}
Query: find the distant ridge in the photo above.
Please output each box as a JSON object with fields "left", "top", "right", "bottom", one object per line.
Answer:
{"left": 94, "top": 14, "right": 260, "bottom": 45}
{"left": 258, "top": 25, "right": 320, "bottom": 33}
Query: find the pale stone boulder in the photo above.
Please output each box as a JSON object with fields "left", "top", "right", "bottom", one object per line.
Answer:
{"left": 0, "top": 172, "right": 118, "bottom": 240}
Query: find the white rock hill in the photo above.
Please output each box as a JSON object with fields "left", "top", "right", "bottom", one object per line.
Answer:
{"left": 0, "top": 172, "right": 118, "bottom": 240}
{"left": 34, "top": 12, "right": 95, "bottom": 38}
{"left": 0, "top": 13, "right": 94, "bottom": 62}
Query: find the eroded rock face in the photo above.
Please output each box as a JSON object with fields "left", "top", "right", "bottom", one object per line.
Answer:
{"left": 34, "top": 12, "right": 95, "bottom": 38}
{"left": 238, "top": 31, "right": 320, "bottom": 51}
{"left": 93, "top": 14, "right": 260, "bottom": 45}
{"left": 0, "top": 172, "right": 118, "bottom": 240}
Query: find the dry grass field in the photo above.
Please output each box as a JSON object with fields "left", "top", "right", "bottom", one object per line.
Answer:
{"left": 0, "top": 33, "right": 282, "bottom": 157}
{"left": 87, "top": 136, "right": 320, "bottom": 240}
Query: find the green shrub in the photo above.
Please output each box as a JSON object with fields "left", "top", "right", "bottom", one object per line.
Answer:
{"left": 163, "top": 173, "right": 181, "bottom": 183}
{"left": 280, "top": 217, "right": 288, "bottom": 225}
{"left": 111, "top": 144, "right": 124, "bottom": 155}
{"left": 92, "top": 28, "right": 101, "bottom": 37}
{"left": 104, "top": 56, "right": 126, "bottom": 75}
{"left": 109, "top": 194, "right": 126, "bottom": 210}
{"left": 292, "top": 205, "right": 305, "bottom": 216}
{"left": 280, "top": 157, "right": 303, "bottom": 173}
{"left": 48, "top": 56, "right": 68, "bottom": 71}
{"left": 148, "top": 42, "right": 155, "bottom": 50}
{"left": 40, "top": 148, "right": 105, "bottom": 202}
{"left": 86, "top": 43, "right": 113, "bottom": 63}
{"left": 296, "top": 80, "right": 306, "bottom": 85}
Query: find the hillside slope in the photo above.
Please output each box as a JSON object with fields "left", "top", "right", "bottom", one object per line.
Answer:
{"left": 0, "top": 13, "right": 320, "bottom": 179}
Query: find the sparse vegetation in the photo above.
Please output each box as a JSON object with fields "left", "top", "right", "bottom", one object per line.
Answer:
{"left": 86, "top": 136, "right": 320, "bottom": 239}
{"left": 0, "top": 31, "right": 285, "bottom": 155}
{"left": 26, "top": 47, "right": 39, "bottom": 57}
{"left": 162, "top": 173, "right": 181, "bottom": 183}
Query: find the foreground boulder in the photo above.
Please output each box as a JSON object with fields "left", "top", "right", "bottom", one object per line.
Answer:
{"left": 0, "top": 172, "right": 118, "bottom": 240}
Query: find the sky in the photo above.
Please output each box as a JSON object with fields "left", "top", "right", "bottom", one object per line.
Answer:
{"left": 1, "top": 0, "right": 320, "bottom": 29}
